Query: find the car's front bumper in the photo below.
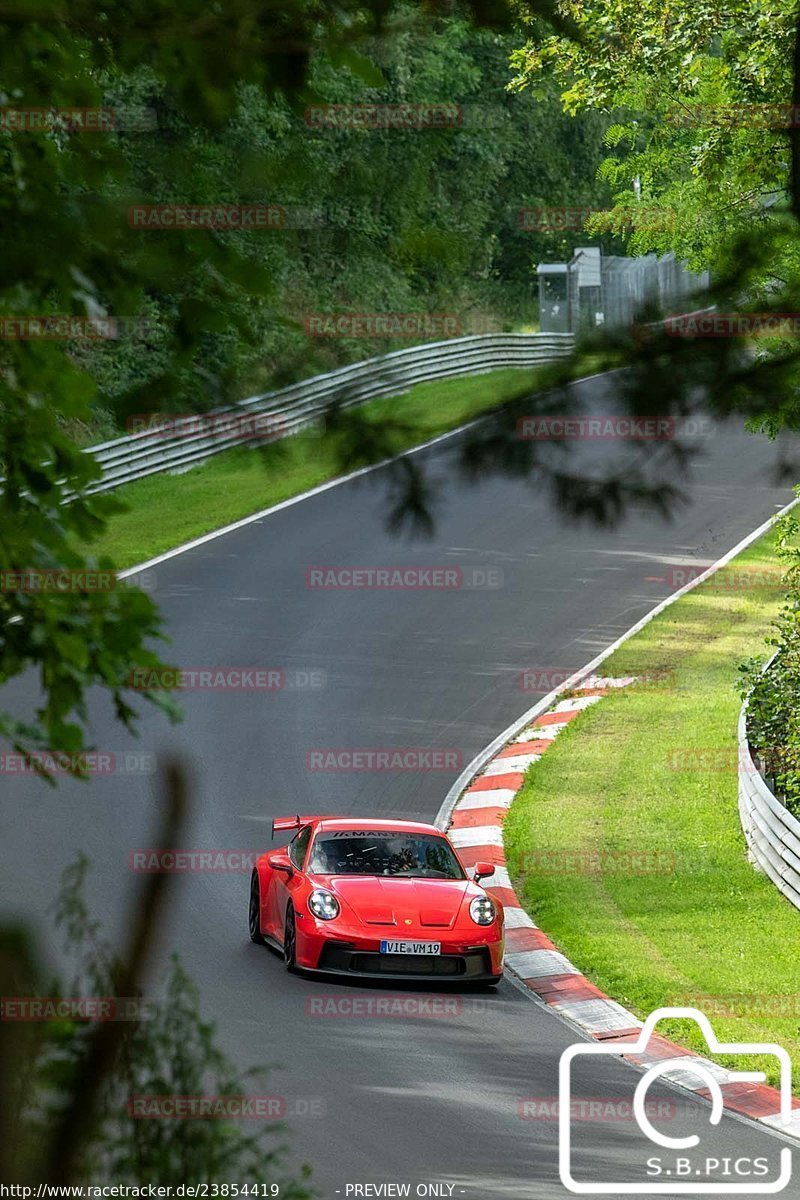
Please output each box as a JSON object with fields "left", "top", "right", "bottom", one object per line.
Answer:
{"left": 294, "top": 917, "right": 504, "bottom": 980}
{"left": 314, "top": 941, "right": 500, "bottom": 980}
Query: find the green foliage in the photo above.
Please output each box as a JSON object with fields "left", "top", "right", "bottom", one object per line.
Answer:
{"left": 76, "top": 16, "right": 614, "bottom": 427}
{"left": 0, "top": 0, "right": 612, "bottom": 766}
{"left": 509, "top": 0, "right": 794, "bottom": 272}
{"left": 739, "top": 502, "right": 800, "bottom": 816}
{"left": 508, "top": 0, "right": 800, "bottom": 447}
{"left": 5, "top": 856, "right": 310, "bottom": 1191}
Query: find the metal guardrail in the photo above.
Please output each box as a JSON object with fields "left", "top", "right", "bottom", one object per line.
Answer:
{"left": 83, "top": 332, "right": 575, "bottom": 495}
{"left": 738, "top": 659, "right": 800, "bottom": 911}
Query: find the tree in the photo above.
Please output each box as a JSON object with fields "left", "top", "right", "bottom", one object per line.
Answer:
{"left": 509, "top": 0, "right": 794, "bottom": 272}
{"left": 1, "top": 764, "right": 310, "bottom": 1190}
{"left": 0, "top": 0, "right": 614, "bottom": 767}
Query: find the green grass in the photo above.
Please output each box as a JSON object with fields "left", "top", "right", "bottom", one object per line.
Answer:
{"left": 83, "top": 366, "right": 561, "bottom": 569}
{"left": 503, "top": 530, "right": 800, "bottom": 1086}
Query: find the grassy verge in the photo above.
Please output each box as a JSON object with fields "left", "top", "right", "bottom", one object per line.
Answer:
{"left": 503, "top": 529, "right": 800, "bottom": 1086}
{"left": 82, "top": 363, "right": 590, "bottom": 569}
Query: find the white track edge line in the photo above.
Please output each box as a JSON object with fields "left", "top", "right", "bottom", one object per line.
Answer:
{"left": 114, "top": 366, "right": 617, "bottom": 580}
{"left": 434, "top": 491, "right": 799, "bottom": 830}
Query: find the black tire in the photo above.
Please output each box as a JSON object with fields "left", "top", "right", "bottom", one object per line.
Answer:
{"left": 283, "top": 904, "right": 297, "bottom": 972}
{"left": 248, "top": 872, "right": 265, "bottom": 944}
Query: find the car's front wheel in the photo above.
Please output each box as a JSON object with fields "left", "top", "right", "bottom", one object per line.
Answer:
{"left": 248, "top": 872, "right": 265, "bottom": 945}
{"left": 283, "top": 905, "right": 297, "bottom": 972}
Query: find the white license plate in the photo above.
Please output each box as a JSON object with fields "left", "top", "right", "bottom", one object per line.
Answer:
{"left": 380, "top": 940, "right": 441, "bottom": 955}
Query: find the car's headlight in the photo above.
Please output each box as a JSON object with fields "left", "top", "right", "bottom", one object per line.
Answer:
{"left": 308, "top": 889, "right": 340, "bottom": 920}
{"left": 469, "top": 895, "right": 496, "bottom": 926}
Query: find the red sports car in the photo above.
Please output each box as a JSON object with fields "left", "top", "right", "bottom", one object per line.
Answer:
{"left": 248, "top": 816, "right": 504, "bottom": 982}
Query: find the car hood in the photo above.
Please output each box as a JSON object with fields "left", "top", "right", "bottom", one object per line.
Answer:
{"left": 321, "top": 876, "right": 472, "bottom": 929}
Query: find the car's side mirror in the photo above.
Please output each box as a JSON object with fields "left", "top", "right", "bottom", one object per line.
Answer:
{"left": 268, "top": 852, "right": 294, "bottom": 876}
{"left": 473, "top": 861, "right": 495, "bottom": 882}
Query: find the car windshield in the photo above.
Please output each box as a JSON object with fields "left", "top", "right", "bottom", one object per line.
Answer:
{"left": 308, "top": 831, "right": 465, "bottom": 879}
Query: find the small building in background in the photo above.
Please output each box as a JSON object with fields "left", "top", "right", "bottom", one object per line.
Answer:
{"left": 537, "top": 248, "right": 709, "bottom": 334}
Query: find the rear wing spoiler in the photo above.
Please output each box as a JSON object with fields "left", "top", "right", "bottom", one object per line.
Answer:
{"left": 271, "top": 814, "right": 331, "bottom": 839}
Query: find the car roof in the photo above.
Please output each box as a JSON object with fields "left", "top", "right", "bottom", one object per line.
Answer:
{"left": 315, "top": 817, "right": 443, "bottom": 836}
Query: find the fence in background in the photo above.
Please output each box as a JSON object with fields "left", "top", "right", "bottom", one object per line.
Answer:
{"left": 738, "top": 658, "right": 800, "bottom": 912}
{"left": 84, "top": 332, "right": 575, "bottom": 495}
{"left": 538, "top": 250, "right": 710, "bottom": 334}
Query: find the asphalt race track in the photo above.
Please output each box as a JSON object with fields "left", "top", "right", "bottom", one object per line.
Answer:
{"left": 2, "top": 374, "right": 799, "bottom": 1197}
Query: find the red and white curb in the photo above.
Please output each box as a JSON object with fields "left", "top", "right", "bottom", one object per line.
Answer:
{"left": 444, "top": 676, "right": 800, "bottom": 1143}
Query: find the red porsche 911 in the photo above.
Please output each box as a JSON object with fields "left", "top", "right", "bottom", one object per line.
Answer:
{"left": 248, "top": 816, "right": 504, "bottom": 982}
